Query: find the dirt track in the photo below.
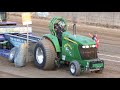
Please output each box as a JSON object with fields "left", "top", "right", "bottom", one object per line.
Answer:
{"left": 0, "top": 15, "right": 119, "bottom": 78}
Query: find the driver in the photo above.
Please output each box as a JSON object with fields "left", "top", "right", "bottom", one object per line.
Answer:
{"left": 54, "top": 23, "right": 65, "bottom": 46}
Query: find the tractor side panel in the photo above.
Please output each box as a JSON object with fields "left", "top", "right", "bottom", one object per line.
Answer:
{"left": 62, "top": 39, "right": 74, "bottom": 61}
{"left": 43, "top": 34, "right": 61, "bottom": 52}
{"left": 62, "top": 36, "right": 80, "bottom": 62}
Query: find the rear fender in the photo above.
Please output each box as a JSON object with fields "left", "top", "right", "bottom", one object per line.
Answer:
{"left": 43, "top": 34, "right": 61, "bottom": 52}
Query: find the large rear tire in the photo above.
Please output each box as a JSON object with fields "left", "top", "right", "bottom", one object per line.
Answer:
{"left": 34, "top": 38, "right": 57, "bottom": 70}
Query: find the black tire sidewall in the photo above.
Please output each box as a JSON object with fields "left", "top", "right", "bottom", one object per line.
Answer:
{"left": 34, "top": 42, "right": 46, "bottom": 69}
{"left": 69, "top": 61, "right": 80, "bottom": 76}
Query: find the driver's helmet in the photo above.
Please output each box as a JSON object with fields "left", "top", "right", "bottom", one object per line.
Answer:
{"left": 58, "top": 20, "right": 66, "bottom": 29}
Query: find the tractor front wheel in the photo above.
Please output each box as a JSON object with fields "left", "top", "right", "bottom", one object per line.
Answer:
{"left": 69, "top": 61, "right": 81, "bottom": 76}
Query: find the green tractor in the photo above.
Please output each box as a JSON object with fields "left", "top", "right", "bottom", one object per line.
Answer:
{"left": 34, "top": 16, "right": 104, "bottom": 76}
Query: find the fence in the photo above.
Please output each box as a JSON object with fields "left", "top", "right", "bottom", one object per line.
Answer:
{"left": 7, "top": 12, "right": 120, "bottom": 28}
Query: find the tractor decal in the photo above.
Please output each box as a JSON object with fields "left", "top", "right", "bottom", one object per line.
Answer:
{"left": 64, "top": 43, "right": 72, "bottom": 56}
{"left": 64, "top": 43, "right": 72, "bottom": 50}
{"left": 10, "top": 37, "right": 26, "bottom": 47}
{"left": 62, "top": 55, "right": 66, "bottom": 60}
{"left": 64, "top": 37, "right": 78, "bottom": 45}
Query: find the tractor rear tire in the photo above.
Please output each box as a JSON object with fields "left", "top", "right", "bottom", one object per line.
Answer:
{"left": 69, "top": 60, "right": 81, "bottom": 76}
{"left": 34, "top": 38, "right": 57, "bottom": 70}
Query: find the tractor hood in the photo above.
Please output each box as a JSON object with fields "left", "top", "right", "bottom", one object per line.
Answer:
{"left": 63, "top": 32, "right": 96, "bottom": 45}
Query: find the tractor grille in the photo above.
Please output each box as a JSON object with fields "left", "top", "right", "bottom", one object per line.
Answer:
{"left": 79, "top": 46, "right": 98, "bottom": 60}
